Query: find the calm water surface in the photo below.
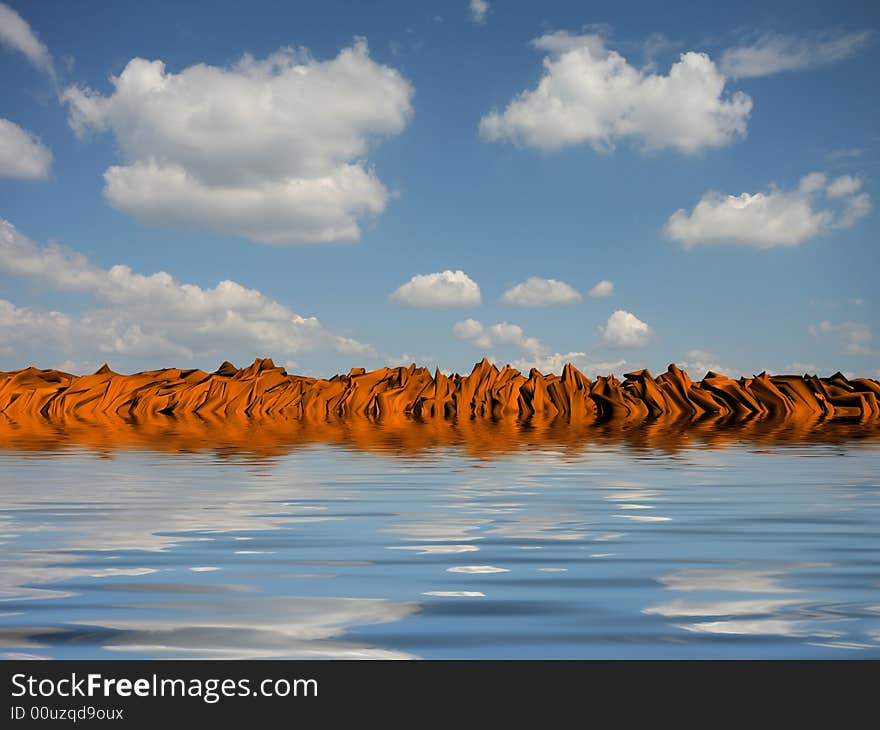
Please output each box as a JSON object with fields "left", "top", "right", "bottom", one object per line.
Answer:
{"left": 1, "top": 425, "right": 879, "bottom": 659}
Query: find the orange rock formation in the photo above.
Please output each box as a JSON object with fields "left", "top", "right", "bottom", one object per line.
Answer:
{"left": 0, "top": 358, "right": 878, "bottom": 457}
{"left": 1, "top": 358, "right": 878, "bottom": 425}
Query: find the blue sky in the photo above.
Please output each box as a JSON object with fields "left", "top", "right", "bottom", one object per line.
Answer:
{"left": 0, "top": 0, "right": 877, "bottom": 378}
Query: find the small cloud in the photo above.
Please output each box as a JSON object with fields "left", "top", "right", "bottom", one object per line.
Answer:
{"left": 827, "top": 147, "right": 864, "bottom": 161}
{"left": 385, "top": 353, "right": 434, "bottom": 368}
{"left": 785, "top": 362, "right": 821, "bottom": 374}
{"left": 453, "top": 318, "right": 542, "bottom": 356}
{"left": 0, "top": 118, "right": 52, "bottom": 180}
{"left": 468, "top": 0, "right": 489, "bottom": 25}
{"left": 391, "top": 270, "right": 481, "bottom": 308}
{"left": 501, "top": 277, "right": 581, "bottom": 307}
{"left": 599, "top": 310, "right": 652, "bottom": 348}
{"left": 720, "top": 30, "right": 873, "bottom": 79}
{"left": 640, "top": 33, "right": 680, "bottom": 65}
{"left": 809, "top": 320, "right": 872, "bottom": 355}
{"left": 826, "top": 175, "right": 862, "bottom": 199}
{"left": 452, "top": 318, "right": 623, "bottom": 375}
{"left": 385, "top": 354, "right": 414, "bottom": 367}
{"left": 0, "top": 3, "right": 54, "bottom": 77}
{"left": 835, "top": 191, "right": 871, "bottom": 229}
{"left": 677, "top": 349, "right": 730, "bottom": 376}
{"left": 588, "top": 279, "right": 614, "bottom": 298}
{"left": 55, "top": 359, "right": 102, "bottom": 375}
{"left": 511, "top": 351, "right": 626, "bottom": 377}
{"left": 665, "top": 172, "right": 871, "bottom": 249}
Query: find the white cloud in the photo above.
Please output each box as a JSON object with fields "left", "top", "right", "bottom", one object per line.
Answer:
{"left": 61, "top": 39, "right": 413, "bottom": 244}
{"left": 511, "top": 351, "right": 626, "bottom": 377}
{"left": 100, "top": 159, "right": 388, "bottom": 245}
{"left": 451, "top": 318, "right": 484, "bottom": 341}
{"left": 0, "top": 3, "right": 53, "bottom": 75}
{"left": 677, "top": 349, "right": 730, "bottom": 376}
{"left": 56, "top": 359, "right": 105, "bottom": 375}
{"left": 827, "top": 147, "right": 864, "bottom": 161}
{"left": 391, "top": 270, "right": 481, "bottom": 308}
{"left": 719, "top": 30, "right": 872, "bottom": 79}
{"left": 665, "top": 172, "right": 871, "bottom": 248}
{"left": 468, "top": 0, "right": 489, "bottom": 24}
{"left": 837, "top": 192, "right": 871, "bottom": 229}
{"left": 0, "top": 118, "right": 52, "bottom": 180}
{"left": 0, "top": 219, "right": 375, "bottom": 368}
{"left": 825, "top": 175, "right": 862, "bottom": 199}
{"left": 453, "top": 317, "right": 623, "bottom": 375}
{"left": 385, "top": 353, "right": 434, "bottom": 368}
{"left": 479, "top": 32, "right": 751, "bottom": 154}
{"left": 501, "top": 277, "right": 581, "bottom": 307}
{"left": 588, "top": 279, "right": 614, "bottom": 297}
{"left": 453, "top": 318, "right": 542, "bottom": 355}
{"left": 785, "top": 362, "right": 821, "bottom": 375}
{"left": 810, "top": 320, "right": 873, "bottom": 356}
{"left": 599, "top": 310, "right": 652, "bottom": 348}
{"left": 457, "top": 311, "right": 645, "bottom": 370}
{"left": 0, "top": 299, "right": 77, "bottom": 354}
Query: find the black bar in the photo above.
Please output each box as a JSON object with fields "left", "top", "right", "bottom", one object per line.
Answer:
{"left": 2, "top": 660, "right": 876, "bottom": 723}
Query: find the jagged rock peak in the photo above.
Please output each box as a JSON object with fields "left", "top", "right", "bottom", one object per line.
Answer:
{"left": 215, "top": 361, "right": 238, "bottom": 376}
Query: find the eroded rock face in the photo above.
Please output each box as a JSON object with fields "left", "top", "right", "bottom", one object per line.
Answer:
{"left": 1, "top": 358, "right": 878, "bottom": 424}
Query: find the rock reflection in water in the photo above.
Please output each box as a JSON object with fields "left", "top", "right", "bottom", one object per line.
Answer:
{"left": 0, "top": 417, "right": 878, "bottom": 659}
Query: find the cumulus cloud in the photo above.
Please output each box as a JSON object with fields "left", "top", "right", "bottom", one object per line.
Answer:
{"left": 665, "top": 172, "right": 871, "bottom": 248}
{"left": 391, "top": 270, "right": 481, "bottom": 308}
{"left": 0, "top": 3, "right": 53, "bottom": 76}
{"left": 469, "top": 0, "right": 489, "bottom": 24}
{"left": 810, "top": 320, "right": 873, "bottom": 356}
{"left": 599, "top": 310, "right": 652, "bottom": 348}
{"left": 588, "top": 279, "right": 614, "bottom": 297}
{"left": 511, "top": 352, "right": 626, "bottom": 377}
{"left": 385, "top": 353, "right": 435, "bottom": 368}
{"left": 454, "top": 318, "right": 624, "bottom": 376}
{"left": 61, "top": 39, "right": 413, "bottom": 244}
{"left": 0, "top": 118, "right": 52, "bottom": 179}
{"left": 479, "top": 32, "right": 751, "bottom": 154}
{"left": 501, "top": 277, "right": 581, "bottom": 307}
{"left": 453, "top": 318, "right": 542, "bottom": 355}
{"left": 785, "top": 362, "right": 821, "bottom": 375}
{"left": 55, "top": 359, "right": 105, "bottom": 376}
{"left": 720, "top": 30, "right": 872, "bottom": 79}
{"left": 0, "top": 219, "right": 375, "bottom": 369}
{"left": 826, "top": 175, "right": 863, "bottom": 199}
{"left": 677, "top": 349, "right": 731, "bottom": 376}
{"left": 99, "top": 160, "right": 388, "bottom": 245}
{"left": 836, "top": 192, "right": 872, "bottom": 228}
